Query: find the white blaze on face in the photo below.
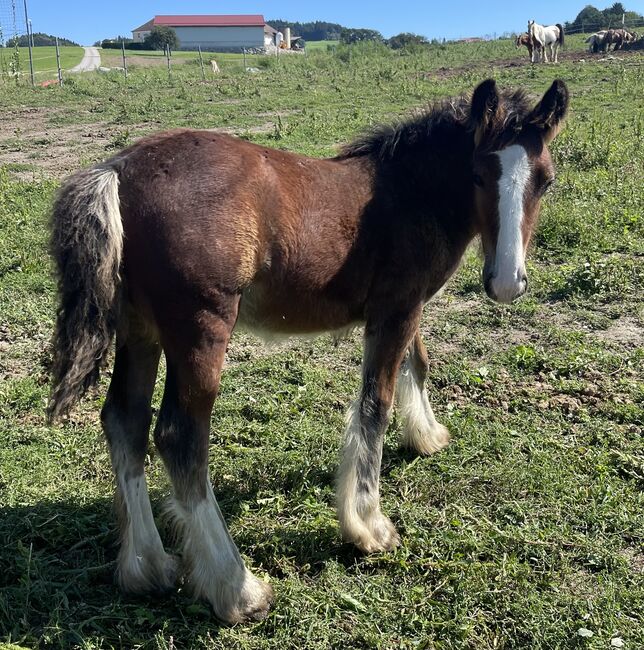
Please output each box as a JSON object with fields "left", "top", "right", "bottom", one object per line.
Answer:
{"left": 491, "top": 144, "right": 531, "bottom": 303}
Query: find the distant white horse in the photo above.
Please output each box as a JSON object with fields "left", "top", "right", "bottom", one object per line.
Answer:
{"left": 528, "top": 20, "right": 564, "bottom": 63}
{"left": 586, "top": 31, "right": 607, "bottom": 53}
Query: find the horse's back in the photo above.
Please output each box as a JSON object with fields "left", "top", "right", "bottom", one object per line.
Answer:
{"left": 112, "top": 129, "right": 375, "bottom": 337}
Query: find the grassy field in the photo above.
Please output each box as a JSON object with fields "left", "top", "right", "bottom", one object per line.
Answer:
{"left": 0, "top": 46, "right": 85, "bottom": 78}
{"left": 0, "top": 36, "right": 642, "bottom": 650}
{"left": 102, "top": 46, "right": 306, "bottom": 72}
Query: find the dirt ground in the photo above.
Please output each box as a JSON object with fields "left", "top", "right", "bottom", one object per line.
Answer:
{"left": 0, "top": 106, "right": 157, "bottom": 180}
{"left": 0, "top": 106, "right": 286, "bottom": 181}
{"left": 430, "top": 47, "right": 642, "bottom": 78}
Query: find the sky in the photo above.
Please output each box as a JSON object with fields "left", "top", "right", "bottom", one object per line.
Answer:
{"left": 10, "top": 0, "right": 644, "bottom": 45}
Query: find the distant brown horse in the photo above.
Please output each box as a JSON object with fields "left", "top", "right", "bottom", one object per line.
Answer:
{"left": 604, "top": 28, "right": 637, "bottom": 51}
{"left": 515, "top": 32, "right": 534, "bottom": 59}
{"left": 48, "top": 79, "right": 569, "bottom": 623}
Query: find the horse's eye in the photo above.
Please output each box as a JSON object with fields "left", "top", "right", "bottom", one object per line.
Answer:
{"left": 473, "top": 174, "right": 484, "bottom": 188}
{"left": 541, "top": 178, "right": 555, "bottom": 195}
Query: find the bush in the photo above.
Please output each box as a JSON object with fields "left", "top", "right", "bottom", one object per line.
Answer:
{"left": 101, "top": 40, "right": 152, "bottom": 50}
{"left": 387, "top": 33, "right": 429, "bottom": 50}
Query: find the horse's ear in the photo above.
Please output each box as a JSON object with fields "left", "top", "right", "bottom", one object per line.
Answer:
{"left": 471, "top": 79, "right": 501, "bottom": 148}
{"left": 527, "top": 79, "right": 569, "bottom": 143}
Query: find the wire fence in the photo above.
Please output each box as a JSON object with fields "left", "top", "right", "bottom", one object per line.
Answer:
{"left": 0, "top": 36, "right": 310, "bottom": 85}
{"left": 2, "top": 15, "right": 643, "bottom": 87}
{"left": 0, "top": 0, "right": 25, "bottom": 44}
{"left": 561, "top": 17, "right": 644, "bottom": 36}
{"left": 0, "top": 0, "right": 26, "bottom": 78}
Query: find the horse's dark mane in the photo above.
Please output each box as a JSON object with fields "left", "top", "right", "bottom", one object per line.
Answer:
{"left": 337, "top": 88, "right": 534, "bottom": 161}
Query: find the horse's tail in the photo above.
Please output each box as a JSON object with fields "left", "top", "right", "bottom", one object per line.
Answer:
{"left": 47, "top": 164, "right": 123, "bottom": 422}
{"left": 557, "top": 24, "right": 565, "bottom": 46}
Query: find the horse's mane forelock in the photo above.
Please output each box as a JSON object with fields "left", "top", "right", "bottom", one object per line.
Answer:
{"left": 337, "top": 88, "right": 534, "bottom": 161}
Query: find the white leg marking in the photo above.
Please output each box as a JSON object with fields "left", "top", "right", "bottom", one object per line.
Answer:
{"left": 492, "top": 144, "right": 531, "bottom": 303}
{"left": 169, "top": 481, "right": 272, "bottom": 623}
{"left": 397, "top": 362, "right": 450, "bottom": 455}
{"left": 336, "top": 401, "right": 400, "bottom": 553}
{"left": 115, "top": 470, "right": 178, "bottom": 593}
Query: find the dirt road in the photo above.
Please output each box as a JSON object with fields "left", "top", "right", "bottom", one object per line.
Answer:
{"left": 70, "top": 46, "right": 101, "bottom": 72}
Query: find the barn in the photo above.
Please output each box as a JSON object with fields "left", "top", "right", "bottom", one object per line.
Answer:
{"left": 131, "top": 15, "right": 276, "bottom": 51}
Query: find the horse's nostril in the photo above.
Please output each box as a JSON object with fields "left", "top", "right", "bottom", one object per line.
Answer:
{"left": 521, "top": 274, "right": 528, "bottom": 292}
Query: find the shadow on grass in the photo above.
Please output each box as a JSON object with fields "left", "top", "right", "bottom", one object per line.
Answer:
{"left": 0, "top": 457, "right": 371, "bottom": 647}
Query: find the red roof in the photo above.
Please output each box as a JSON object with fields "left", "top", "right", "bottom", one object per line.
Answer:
{"left": 132, "top": 19, "right": 153, "bottom": 32}
{"left": 153, "top": 15, "right": 265, "bottom": 27}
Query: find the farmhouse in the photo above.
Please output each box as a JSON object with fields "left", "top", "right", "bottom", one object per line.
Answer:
{"left": 131, "top": 14, "right": 277, "bottom": 51}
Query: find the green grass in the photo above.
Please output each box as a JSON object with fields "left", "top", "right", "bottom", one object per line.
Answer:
{"left": 305, "top": 40, "right": 339, "bottom": 51}
{"left": 0, "top": 38, "right": 643, "bottom": 649}
{"left": 2, "top": 46, "right": 85, "bottom": 76}
{"left": 119, "top": 49, "right": 200, "bottom": 57}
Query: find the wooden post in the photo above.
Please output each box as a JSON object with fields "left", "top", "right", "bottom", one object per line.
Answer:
{"left": 55, "top": 37, "right": 63, "bottom": 86}
{"left": 121, "top": 39, "right": 128, "bottom": 78}
{"left": 198, "top": 45, "right": 205, "bottom": 81}
{"left": 166, "top": 46, "right": 171, "bottom": 78}
{"left": 243, "top": 47, "right": 247, "bottom": 71}
{"left": 23, "top": 0, "right": 34, "bottom": 86}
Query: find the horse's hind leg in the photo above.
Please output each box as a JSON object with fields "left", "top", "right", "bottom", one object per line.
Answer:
{"left": 101, "top": 324, "right": 178, "bottom": 594}
{"left": 154, "top": 306, "right": 272, "bottom": 623}
{"left": 397, "top": 330, "right": 450, "bottom": 455}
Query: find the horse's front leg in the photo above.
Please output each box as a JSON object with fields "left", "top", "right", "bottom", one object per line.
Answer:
{"left": 337, "top": 310, "right": 418, "bottom": 553}
{"left": 397, "top": 329, "right": 450, "bottom": 455}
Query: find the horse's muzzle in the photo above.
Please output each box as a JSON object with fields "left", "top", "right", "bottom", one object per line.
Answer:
{"left": 484, "top": 272, "right": 528, "bottom": 304}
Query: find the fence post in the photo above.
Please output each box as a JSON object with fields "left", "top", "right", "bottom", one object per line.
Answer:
{"left": 198, "top": 45, "right": 205, "bottom": 81}
{"left": 55, "top": 36, "right": 63, "bottom": 86}
{"left": 166, "top": 46, "right": 171, "bottom": 78}
{"left": 243, "top": 47, "right": 247, "bottom": 70}
{"left": 23, "top": 0, "right": 34, "bottom": 86}
{"left": 121, "top": 39, "right": 128, "bottom": 78}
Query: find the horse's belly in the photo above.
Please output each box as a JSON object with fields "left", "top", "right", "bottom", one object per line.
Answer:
{"left": 237, "top": 283, "right": 362, "bottom": 341}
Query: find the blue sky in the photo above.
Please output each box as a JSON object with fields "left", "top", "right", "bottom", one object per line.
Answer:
{"left": 16, "top": 0, "right": 644, "bottom": 45}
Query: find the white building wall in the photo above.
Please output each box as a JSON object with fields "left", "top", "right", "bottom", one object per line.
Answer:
{"left": 132, "top": 31, "right": 151, "bottom": 43}
{"left": 173, "top": 25, "right": 264, "bottom": 50}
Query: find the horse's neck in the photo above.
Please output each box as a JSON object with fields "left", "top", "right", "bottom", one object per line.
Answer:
{"left": 376, "top": 126, "right": 477, "bottom": 251}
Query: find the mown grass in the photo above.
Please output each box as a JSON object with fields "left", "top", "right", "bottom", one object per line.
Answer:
{"left": 4, "top": 46, "right": 85, "bottom": 75}
{"left": 0, "top": 37, "right": 642, "bottom": 650}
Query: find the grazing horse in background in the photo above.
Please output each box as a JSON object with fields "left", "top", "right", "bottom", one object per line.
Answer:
{"left": 528, "top": 20, "right": 564, "bottom": 62}
{"left": 586, "top": 31, "right": 608, "bottom": 53}
{"left": 48, "top": 79, "right": 569, "bottom": 623}
{"left": 604, "top": 28, "right": 637, "bottom": 51}
{"left": 515, "top": 32, "right": 534, "bottom": 60}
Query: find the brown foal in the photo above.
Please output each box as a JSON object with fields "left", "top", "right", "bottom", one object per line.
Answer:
{"left": 48, "top": 79, "right": 568, "bottom": 622}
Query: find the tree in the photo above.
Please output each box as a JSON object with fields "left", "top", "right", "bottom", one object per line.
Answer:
{"left": 339, "top": 28, "right": 384, "bottom": 44}
{"left": 607, "top": 2, "right": 626, "bottom": 15}
{"left": 144, "top": 26, "right": 179, "bottom": 53}
{"left": 266, "top": 20, "right": 343, "bottom": 41}
{"left": 567, "top": 3, "right": 642, "bottom": 31}
{"left": 387, "top": 32, "right": 428, "bottom": 49}
{"left": 6, "top": 32, "right": 79, "bottom": 47}
{"left": 571, "top": 5, "right": 604, "bottom": 30}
